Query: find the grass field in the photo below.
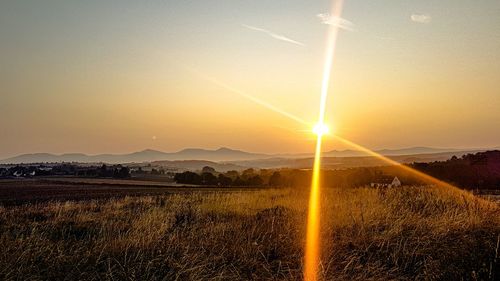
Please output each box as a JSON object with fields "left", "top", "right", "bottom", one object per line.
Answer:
{"left": 0, "top": 179, "right": 246, "bottom": 206}
{"left": 0, "top": 180, "right": 499, "bottom": 280}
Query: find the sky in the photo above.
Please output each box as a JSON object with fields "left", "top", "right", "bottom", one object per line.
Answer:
{"left": 1, "top": 0, "right": 499, "bottom": 158}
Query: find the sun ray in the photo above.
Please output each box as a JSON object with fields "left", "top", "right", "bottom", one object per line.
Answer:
{"left": 187, "top": 65, "right": 466, "bottom": 197}
{"left": 305, "top": 1, "right": 345, "bottom": 280}
{"left": 332, "top": 135, "right": 465, "bottom": 192}
{"left": 185, "top": 67, "right": 311, "bottom": 127}
{"left": 183, "top": 30, "right": 468, "bottom": 281}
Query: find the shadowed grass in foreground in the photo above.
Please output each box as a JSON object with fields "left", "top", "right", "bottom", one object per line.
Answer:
{"left": 0, "top": 186, "right": 499, "bottom": 280}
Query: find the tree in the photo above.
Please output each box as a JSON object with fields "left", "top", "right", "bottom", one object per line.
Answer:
{"left": 247, "top": 175, "right": 263, "bottom": 186}
{"left": 99, "top": 164, "right": 109, "bottom": 177}
{"left": 111, "top": 165, "right": 130, "bottom": 178}
{"left": 233, "top": 176, "right": 245, "bottom": 186}
{"left": 218, "top": 174, "right": 232, "bottom": 186}
{"left": 242, "top": 168, "right": 255, "bottom": 177}
{"left": 201, "top": 172, "right": 217, "bottom": 185}
{"left": 225, "top": 170, "right": 239, "bottom": 179}
{"left": 202, "top": 166, "right": 216, "bottom": 173}
{"left": 269, "top": 171, "right": 282, "bottom": 187}
{"left": 174, "top": 171, "right": 201, "bottom": 184}
{"left": 115, "top": 166, "right": 130, "bottom": 178}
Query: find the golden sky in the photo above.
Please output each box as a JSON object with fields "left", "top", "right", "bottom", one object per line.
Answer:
{"left": 1, "top": 0, "right": 499, "bottom": 158}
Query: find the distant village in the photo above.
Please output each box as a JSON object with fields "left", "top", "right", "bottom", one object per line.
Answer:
{"left": 0, "top": 163, "right": 175, "bottom": 180}
{"left": 1, "top": 151, "right": 499, "bottom": 190}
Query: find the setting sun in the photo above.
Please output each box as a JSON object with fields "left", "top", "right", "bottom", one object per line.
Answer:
{"left": 1, "top": 1, "right": 499, "bottom": 280}
{"left": 312, "top": 122, "right": 330, "bottom": 136}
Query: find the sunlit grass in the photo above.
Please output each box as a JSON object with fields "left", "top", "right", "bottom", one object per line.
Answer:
{"left": 0, "top": 186, "right": 498, "bottom": 280}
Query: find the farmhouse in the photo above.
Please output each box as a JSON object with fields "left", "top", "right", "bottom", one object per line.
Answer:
{"left": 371, "top": 176, "right": 401, "bottom": 188}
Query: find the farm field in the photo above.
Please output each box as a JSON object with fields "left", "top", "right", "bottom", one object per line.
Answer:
{"left": 1, "top": 0, "right": 499, "bottom": 279}
{"left": 0, "top": 179, "right": 247, "bottom": 206}
{"left": 0, "top": 180, "right": 499, "bottom": 280}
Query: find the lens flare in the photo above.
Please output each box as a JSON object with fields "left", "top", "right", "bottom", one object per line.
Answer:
{"left": 185, "top": 7, "right": 467, "bottom": 279}
{"left": 333, "top": 135, "right": 465, "bottom": 192}
{"left": 313, "top": 123, "right": 330, "bottom": 136}
{"left": 305, "top": 133, "right": 323, "bottom": 281}
{"left": 305, "top": 1, "right": 345, "bottom": 280}
{"left": 185, "top": 67, "right": 311, "bottom": 127}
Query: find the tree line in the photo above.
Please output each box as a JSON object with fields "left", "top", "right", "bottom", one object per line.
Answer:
{"left": 3, "top": 151, "right": 498, "bottom": 190}
{"left": 174, "top": 151, "right": 500, "bottom": 190}
{"left": 409, "top": 150, "right": 500, "bottom": 190}
{"left": 174, "top": 167, "right": 284, "bottom": 187}
{"left": 0, "top": 164, "right": 131, "bottom": 179}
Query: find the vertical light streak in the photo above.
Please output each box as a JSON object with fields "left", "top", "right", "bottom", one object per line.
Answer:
{"left": 317, "top": 0, "right": 344, "bottom": 125}
{"left": 305, "top": 1, "right": 344, "bottom": 280}
{"left": 185, "top": 7, "right": 469, "bottom": 278}
{"left": 304, "top": 133, "right": 324, "bottom": 281}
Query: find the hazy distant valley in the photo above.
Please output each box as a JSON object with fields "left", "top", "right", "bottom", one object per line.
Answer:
{"left": 0, "top": 147, "right": 493, "bottom": 171}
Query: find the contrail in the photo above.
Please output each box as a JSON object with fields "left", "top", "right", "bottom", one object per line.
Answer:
{"left": 241, "top": 24, "right": 306, "bottom": 46}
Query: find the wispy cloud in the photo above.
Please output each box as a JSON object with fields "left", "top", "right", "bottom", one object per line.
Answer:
{"left": 317, "top": 13, "right": 395, "bottom": 40}
{"left": 411, "top": 14, "right": 432, "bottom": 24}
{"left": 241, "top": 24, "right": 305, "bottom": 46}
{"left": 317, "top": 13, "right": 355, "bottom": 31}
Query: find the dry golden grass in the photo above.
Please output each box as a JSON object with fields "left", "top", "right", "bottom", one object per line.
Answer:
{"left": 0, "top": 186, "right": 499, "bottom": 280}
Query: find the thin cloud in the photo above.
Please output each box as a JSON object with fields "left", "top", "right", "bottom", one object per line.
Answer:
{"left": 241, "top": 24, "right": 305, "bottom": 46}
{"left": 411, "top": 14, "right": 432, "bottom": 24}
{"left": 317, "top": 13, "right": 355, "bottom": 31}
{"left": 317, "top": 13, "right": 396, "bottom": 40}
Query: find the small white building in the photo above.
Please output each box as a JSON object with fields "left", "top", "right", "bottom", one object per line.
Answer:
{"left": 390, "top": 176, "right": 401, "bottom": 188}
{"left": 371, "top": 176, "right": 401, "bottom": 188}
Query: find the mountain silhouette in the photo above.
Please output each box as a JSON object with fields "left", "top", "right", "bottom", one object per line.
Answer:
{"left": 0, "top": 147, "right": 269, "bottom": 164}
{"left": 0, "top": 146, "right": 495, "bottom": 164}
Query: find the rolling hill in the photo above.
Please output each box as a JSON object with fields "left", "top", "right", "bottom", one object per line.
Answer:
{"left": 0, "top": 146, "right": 494, "bottom": 165}
{"left": 0, "top": 148, "right": 269, "bottom": 164}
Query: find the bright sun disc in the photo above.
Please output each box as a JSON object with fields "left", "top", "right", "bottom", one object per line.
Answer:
{"left": 312, "top": 123, "right": 330, "bottom": 136}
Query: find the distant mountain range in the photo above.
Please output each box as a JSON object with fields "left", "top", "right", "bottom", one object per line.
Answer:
{"left": 0, "top": 147, "right": 267, "bottom": 164}
{"left": 321, "top": 146, "right": 476, "bottom": 157}
{"left": 0, "top": 146, "right": 496, "bottom": 165}
{"left": 228, "top": 151, "right": 489, "bottom": 170}
{"left": 149, "top": 160, "right": 245, "bottom": 172}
